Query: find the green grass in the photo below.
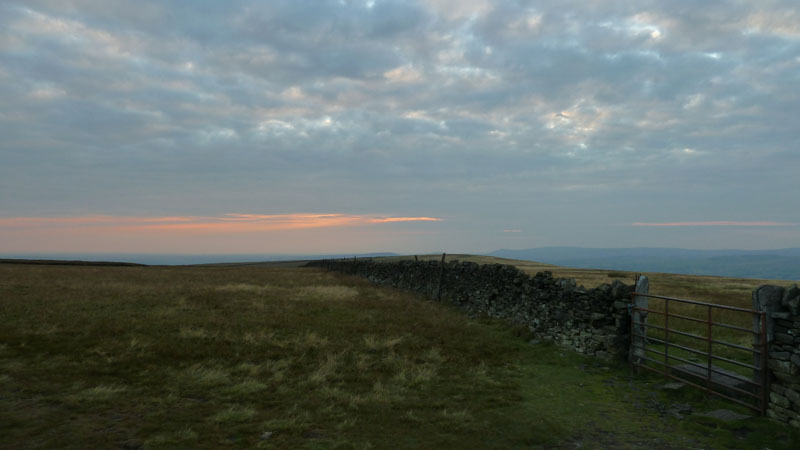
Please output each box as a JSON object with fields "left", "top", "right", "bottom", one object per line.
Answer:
{"left": 1, "top": 262, "right": 799, "bottom": 449}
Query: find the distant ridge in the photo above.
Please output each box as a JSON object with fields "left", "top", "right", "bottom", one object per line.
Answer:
{"left": 0, "top": 252, "right": 400, "bottom": 266}
{"left": 488, "top": 247, "right": 800, "bottom": 281}
{"left": 0, "top": 258, "right": 145, "bottom": 267}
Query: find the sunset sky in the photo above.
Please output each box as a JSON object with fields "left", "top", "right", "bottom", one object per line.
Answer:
{"left": 1, "top": 0, "right": 799, "bottom": 255}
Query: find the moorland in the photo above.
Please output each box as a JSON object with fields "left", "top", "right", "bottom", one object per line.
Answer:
{"left": 1, "top": 256, "right": 799, "bottom": 449}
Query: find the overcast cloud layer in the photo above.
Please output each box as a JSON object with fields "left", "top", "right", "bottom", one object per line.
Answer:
{"left": 1, "top": 0, "right": 799, "bottom": 253}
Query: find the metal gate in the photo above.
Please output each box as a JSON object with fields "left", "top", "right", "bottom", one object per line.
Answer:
{"left": 629, "top": 286, "right": 769, "bottom": 415}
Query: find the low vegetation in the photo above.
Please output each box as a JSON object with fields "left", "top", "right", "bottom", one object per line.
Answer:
{"left": 1, "top": 261, "right": 799, "bottom": 449}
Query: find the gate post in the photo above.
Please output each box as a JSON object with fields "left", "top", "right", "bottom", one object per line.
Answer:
{"left": 630, "top": 276, "right": 649, "bottom": 365}
{"left": 752, "top": 285, "right": 783, "bottom": 409}
{"left": 752, "top": 285, "right": 783, "bottom": 344}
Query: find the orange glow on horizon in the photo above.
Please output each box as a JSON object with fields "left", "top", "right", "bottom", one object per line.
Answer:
{"left": 365, "top": 217, "right": 442, "bottom": 223}
{"left": 0, "top": 213, "right": 443, "bottom": 234}
{"left": 0, "top": 215, "right": 197, "bottom": 226}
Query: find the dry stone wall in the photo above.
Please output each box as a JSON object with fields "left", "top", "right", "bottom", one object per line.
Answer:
{"left": 307, "top": 258, "right": 635, "bottom": 360}
{"left": 756, "top": 284, "right": 800, "bottom": 427}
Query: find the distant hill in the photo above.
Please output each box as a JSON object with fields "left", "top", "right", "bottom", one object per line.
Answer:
{"left": 0, "top": 252, "right": 399, "bottom": 266}
{"left": 0, "top": 258, "right": 145, "bottom": 267}
{"left": 488, "top": 247, "right": 800, "bottom": 281}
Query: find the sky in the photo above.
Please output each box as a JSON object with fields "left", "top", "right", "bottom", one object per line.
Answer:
{"left": 1, "top": 0, "right": 799, "bottom": 255}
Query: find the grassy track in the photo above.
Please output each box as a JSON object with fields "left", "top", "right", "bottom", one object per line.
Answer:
{"left": 1, "top": 263, "right": 798, "bottom": 449}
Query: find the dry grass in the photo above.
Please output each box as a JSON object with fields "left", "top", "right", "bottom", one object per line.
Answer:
{"left": 0, "top": 263, "right": 541, "bottom": 448}
{"left": 1, "top": 261, "right": 798, "bottom": 449}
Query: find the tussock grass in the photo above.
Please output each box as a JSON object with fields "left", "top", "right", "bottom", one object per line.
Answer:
{"left": 295, "top": 330, "right": 329, "bottom": 349}
{"left": 211, "top": 405, "right": 257, "bottom": 423}
{"left": 300, "top": 284, "right": 359, "bottom": 299}
{"left": 181, "top": 365, "right": 230, "bottom": 388}
{"left": 216, "top": 283, "right": 273, "bottom": 294}
{"left": 178, "top": 326, "right": 215, "bottom": 340}
{"left": 440, "top": 408, "right": 473, "bottom": 421}
{"left": 467, "top": 362, "right": 501, "bottom": 386}
{"left": 262, "top": 359, "right": 290, "bottom": 382}
{"left": 72, "top": 384, "right": 128, "bottom": 402}
{"left": 260, "top": 405, "right": 311, "bottom": 434}
{"left": 1, "top": 262, "right": 798, "bottom": 449}
{"left": 393, "top": 365, "right": 436, "bottom": 387}
{"left": 232, "top": 362, "right": 262, "bottom": 377}
{"left": 420, "top": 347, "right": 445, "bottom": 364}
{"left": 369, "top": 380, "right": 405, "bottom": 404}
{"left": 224, "top": 379, "right": 268, "bottom": 397}
{"left": 143, "top": 428, "right": 199, "bottom": 449}
{"left": 363, "top": 334, "right": 404, "bottom": 351}
{"left": 307, "top": 352, "right": 344, "bottom": 385}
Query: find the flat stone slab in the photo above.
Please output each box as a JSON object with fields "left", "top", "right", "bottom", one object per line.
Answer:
{"left": 672, "top": 363, "right": 754, "bottom": 392}
{"left": 694, "top": 409, "right": 751, "bottom": 422}
{"left": 662, "top": 382, "right": 685, "bottom": 390}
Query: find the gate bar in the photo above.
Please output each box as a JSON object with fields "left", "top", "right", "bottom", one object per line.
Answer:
{"left": 711, "top": 353, "right": 763, "bottom": 371}
{"left": 638, "top": 323, "right": 762, "bottom": 356}
{"left": 630, "top": 334, "right": 764, "bottom": 377}
{"left": 631, "top": 293, "right": 762, "bottom": 313}
{"left": 636, "top": 308, "right": 758, "bottom": 335}
{"left": 640, "top": 323, "right": 708, "bottom": 342}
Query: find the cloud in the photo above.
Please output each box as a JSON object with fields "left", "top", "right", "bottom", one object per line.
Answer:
{"left": 1, "top": 0, "right": 799, "bottom": 251}
{"left": 384, "top": 65, "right": 424, "bottom": 83}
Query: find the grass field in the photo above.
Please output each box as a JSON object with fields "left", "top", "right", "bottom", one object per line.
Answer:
{"left": 2, "top": 261, "right": 799, "bottom": 449}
